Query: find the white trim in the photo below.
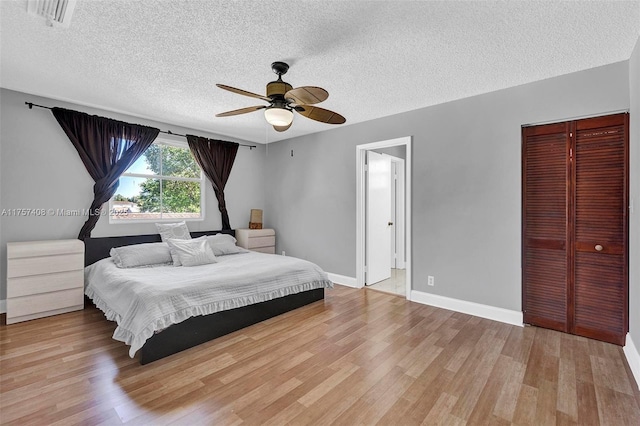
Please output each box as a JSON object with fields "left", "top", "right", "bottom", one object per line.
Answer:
{"left": 410, "top": 289, "right": 524, "bottom": 327}
{"left": 327, "top": 273, "right": 357, "bottom": 288}
{"left": 356, "top": 136, "right": 412, "bottom": 298}
{"left": 0, "top": 299, "right": 6, "bottom": 314}
{"left": 624, "top": 333, "right": 640, "bottom": 391}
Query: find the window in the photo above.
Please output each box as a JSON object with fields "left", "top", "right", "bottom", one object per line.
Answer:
{"left": 109, "top": 140, "right": 204, "bottom": 222}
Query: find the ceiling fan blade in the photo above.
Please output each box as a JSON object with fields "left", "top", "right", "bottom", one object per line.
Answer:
{"left": 215, "top": 105, "right": 266, "bottom": 117}
{"left": 216, "top": 84, "right": 271, "bottom": 102}
{"left": 273, "top": 122, "right": 292, "bottom": 132}
{"left": 295, "top": 105, "right": 346, "bottom": 124}
{"left": 285, "top": 86, "right": 329, "bottom": 105}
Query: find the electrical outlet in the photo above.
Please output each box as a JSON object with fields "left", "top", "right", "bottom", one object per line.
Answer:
{"left": 428, "top": 276, "right": 435, "bottom": 286}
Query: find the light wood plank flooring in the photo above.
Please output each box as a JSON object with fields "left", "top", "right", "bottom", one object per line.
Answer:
{"left": 1, "top": 285, "right": 639, "bottom": 425}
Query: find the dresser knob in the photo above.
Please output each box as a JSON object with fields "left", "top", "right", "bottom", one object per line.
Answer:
{"left": 595, "top": 244, "right": 603, "bottom": 252}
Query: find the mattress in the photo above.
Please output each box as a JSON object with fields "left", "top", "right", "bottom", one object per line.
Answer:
{"left": 85, "top": 251, "right": 333, "bottom": 357}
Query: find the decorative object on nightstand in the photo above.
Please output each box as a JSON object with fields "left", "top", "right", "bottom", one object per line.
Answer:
{"left": 236, "top": 228, "right": 275, "bottom": 254}
{"left": 6, "top": 239, "right": 85, "bottom": 324}
{"left": 249, "top": 209, "right": 263, "bottom": 229}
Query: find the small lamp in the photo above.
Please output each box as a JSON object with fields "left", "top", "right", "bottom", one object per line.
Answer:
{"left": 249, "top": 209, "right": 263, "bottom": 229}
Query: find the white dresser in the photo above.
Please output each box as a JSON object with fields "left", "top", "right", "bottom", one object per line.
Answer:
{"left": 6, "top": 239, "right": 85, "bottom": 324}
{"left": 236, "top": 229, "right": 276, "bottom": 254}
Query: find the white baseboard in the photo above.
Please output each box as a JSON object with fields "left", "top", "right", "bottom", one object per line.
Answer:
{"left": 327, "top": 273, "right": 357, "bottom": 288}
{"left": 624, "top": 333, "right": 640, "bottom": 391}
{"left": 0, "top": 299, "right": 5, "bottom": 314}
{"left": 410, "top": 290, "right": 523, "bottom": 327}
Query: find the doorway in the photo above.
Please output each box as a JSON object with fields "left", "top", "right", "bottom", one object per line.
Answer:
{"left": 356, "top": 136, "right": 412, "bottom": 299}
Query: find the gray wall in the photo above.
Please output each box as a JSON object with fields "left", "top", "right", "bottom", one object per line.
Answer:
{"left": 629, "top": 36, "right": 639, "bottom": 348}
{"left": 0, "top": 88, "right": 266, "bottom": 302}
{"left": 265, "top": 61, "right": 630, "bottom": 312}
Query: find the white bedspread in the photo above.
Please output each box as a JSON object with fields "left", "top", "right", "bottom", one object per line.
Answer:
{"left": 85, "top": 251, "right": 333, "bottom": 357}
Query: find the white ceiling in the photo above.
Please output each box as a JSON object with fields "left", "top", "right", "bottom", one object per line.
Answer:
{"left": 1, "top": 1, "right": 639, "bottom": 144}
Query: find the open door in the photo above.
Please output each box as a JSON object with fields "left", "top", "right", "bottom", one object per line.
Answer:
{"left": 366, "top": 151, "right": 392, "bottom": 285}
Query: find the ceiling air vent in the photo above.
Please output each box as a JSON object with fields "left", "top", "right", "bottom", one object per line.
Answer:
{"left": 27, "top": 0, "right": 77, "bottom": 28}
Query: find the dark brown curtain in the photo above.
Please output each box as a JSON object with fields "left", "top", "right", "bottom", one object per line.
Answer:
{"left": 52, "top": 107, "right": 159, "bottom": 240}
{"left": 186, "top": 135, "right": 239, "bottom": 230}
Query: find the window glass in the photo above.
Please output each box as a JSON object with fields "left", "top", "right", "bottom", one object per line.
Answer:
{"left": 109, "top": 141, "right": 204, "bottom": 222}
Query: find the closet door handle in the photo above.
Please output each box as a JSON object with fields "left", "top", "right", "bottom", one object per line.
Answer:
{"left": 595, "top": 244, "right": 603, "bottom": 252}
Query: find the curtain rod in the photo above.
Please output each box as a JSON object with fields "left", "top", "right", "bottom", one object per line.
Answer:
{"left": 25, "top": 101, "right": 257, "bottom": 150}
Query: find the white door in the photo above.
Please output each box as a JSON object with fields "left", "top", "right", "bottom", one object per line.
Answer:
{"left": 366, "top": 151, "right": 392, "bottom": 285}
{"left": 390, "top": 161, "right": 397, "bottom": 268}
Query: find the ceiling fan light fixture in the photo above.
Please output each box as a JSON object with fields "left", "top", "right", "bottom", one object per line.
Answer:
{"left": 264, "top": 107, "right": 293, "bottom": 127}
{"left": 216, "top": 62, "right": 345, "bottom": 129}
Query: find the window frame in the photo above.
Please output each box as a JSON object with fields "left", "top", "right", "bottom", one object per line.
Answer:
{"left": 108, "top": 138, "right": 205, "bottom": 224}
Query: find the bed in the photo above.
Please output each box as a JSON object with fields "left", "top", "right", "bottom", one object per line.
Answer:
{"left": 84, "top": 230, "right": 333, "bottom": 364}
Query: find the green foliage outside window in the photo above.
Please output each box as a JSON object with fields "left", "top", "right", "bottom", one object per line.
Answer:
{"left": 112, "top": 143, "right": 202, "bottom": 218}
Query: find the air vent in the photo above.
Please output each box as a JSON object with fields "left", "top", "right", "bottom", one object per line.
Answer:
{"left": 27, "top": 0, "right": 77, "bottom": 28}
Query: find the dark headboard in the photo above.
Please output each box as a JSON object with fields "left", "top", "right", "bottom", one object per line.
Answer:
{"left": 84, "top": 229, "right": 235, "bottom": 266}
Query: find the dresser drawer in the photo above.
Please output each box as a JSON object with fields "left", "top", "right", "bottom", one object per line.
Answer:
{"left": 252, "top": 246, "right": 276, "bottom": 254}
{"left": 7, "top": 239, "right": 84, "bottom": 259}
{"left": 243, "top": 229, "right": 275, "bottom": 238}
{"left": 7, "top": 270, "right": 83, "bottom": 298}
{"left": 7, "top": 288, "right": 84, "bottom": 324}
{"left": 7, "top": 253, "right": 84, "bottom": 278}
{"left": 248, "top": 235, "right": 275, "bottom": 249}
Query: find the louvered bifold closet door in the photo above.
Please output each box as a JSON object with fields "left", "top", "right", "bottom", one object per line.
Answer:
{"left": 522, "top": 122, "right": 570, "bottom": 332}
{"left": 573, "top": 114, "right": 628, "bottom": 345}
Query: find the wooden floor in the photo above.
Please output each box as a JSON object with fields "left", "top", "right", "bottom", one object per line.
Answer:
{"left": 1, "top": 285, "right": 639, "bottom": 425}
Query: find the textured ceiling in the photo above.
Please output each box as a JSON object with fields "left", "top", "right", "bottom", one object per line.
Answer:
{"left": 1, "top": 1, "right": 639, "bottom": 143}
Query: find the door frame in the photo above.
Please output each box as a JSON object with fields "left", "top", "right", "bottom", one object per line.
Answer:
{"left": 356, "top": 136, "right": 412, "bottom": 298}
{"left": 390, "top": 156, "right": 406, "bottom": 269}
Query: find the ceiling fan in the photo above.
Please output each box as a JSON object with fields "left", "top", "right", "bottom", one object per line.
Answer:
{"left": 215, "top": 62, "right": 346, "bottom": 132}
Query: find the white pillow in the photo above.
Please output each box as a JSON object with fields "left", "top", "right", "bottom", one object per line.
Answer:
{"left": 165, "top": 235, "right": 205, "bottom": 266}
{"left": 156, "top": 221, "right": 192, "bottom": 241}
{"left": 156, "top": 222, "right": 192, "bottom": 265}
{"left": 207, "top": 233, "right": 244, "bottom": 256}
{"left": 109, "top": 242, "right": 173, "bottom": 268}
{"left": 166, "top": 238, "right": 217, "bottom": 267}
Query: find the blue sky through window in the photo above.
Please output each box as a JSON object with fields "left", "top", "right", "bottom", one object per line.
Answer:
{"left": 116, "top": 154, "right": 156, "bottom": 198}
{"left": 117, "top": 176, "right": 149, "bottom": 198}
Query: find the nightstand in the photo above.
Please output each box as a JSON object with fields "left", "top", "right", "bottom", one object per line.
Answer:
{"left": 6, "top": 239, "right": 85, "bottom": 324}
{"left": 236, "top": 229, "right": 276, "bottom": 254}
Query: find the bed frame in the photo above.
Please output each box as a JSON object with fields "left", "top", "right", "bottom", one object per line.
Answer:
{"left": 84, "top": 230, "right": 325, "bottom": 364}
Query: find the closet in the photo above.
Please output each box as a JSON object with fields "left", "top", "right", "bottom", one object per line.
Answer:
{"left": 522, "top": 113, "right": 628, "bottom": 346}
